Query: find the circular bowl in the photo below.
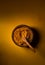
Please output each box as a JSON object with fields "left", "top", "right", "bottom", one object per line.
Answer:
{"left": 12, "top": 25, "right": 34, "bottom": 47}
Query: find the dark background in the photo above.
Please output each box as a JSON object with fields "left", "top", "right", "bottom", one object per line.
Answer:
{"left": 0, "top": 0, "right": 45, "bottom": 65}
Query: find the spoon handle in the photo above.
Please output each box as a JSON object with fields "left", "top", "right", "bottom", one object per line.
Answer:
{"left": 22, "top": 38, "right": 36, "bottom": 52}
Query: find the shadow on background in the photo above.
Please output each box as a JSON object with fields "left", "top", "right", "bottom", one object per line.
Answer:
{"left": 27, "top": 28, "right": 40, "bottom": 48}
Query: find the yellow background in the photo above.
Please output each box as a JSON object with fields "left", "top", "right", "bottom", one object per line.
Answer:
{"left": 0, "top": 0, "right": 45, "bottom": 65}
